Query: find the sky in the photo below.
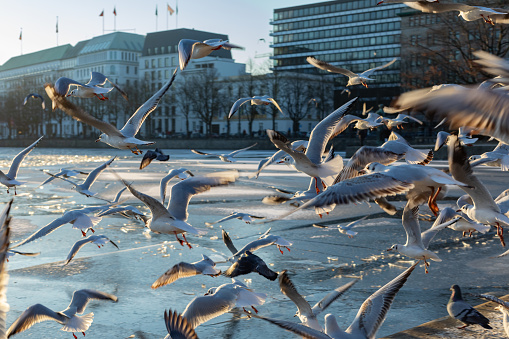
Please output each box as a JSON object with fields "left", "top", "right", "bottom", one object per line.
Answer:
{"left": 0, "top": 0, "right": 323, "bottom": 67}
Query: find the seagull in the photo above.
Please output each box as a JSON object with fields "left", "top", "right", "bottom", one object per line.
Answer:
{"left": 266, "top": 98, "right": 357, "bottom": 191}
{"left": 447, "top": 285, "right": 492, "bottom": 330}
{"left": 252, "top": 261, "right": 418, "bottom": 338}
{"left": 228, "top": 95, "right": 284, "bottom": 118}
{"left": 191, "top": 143, "right": 257, "bottom": 163}
{"left": 22, "top": 93, "right": 45, "bottom": 109}
{"left": 434, "top": 207, "right": 490, "bottom": 237}
{"left": 314, "top": 216, "right": 368, "bottom": 238}
{"left": 45, "top": 67, "right": 178, "bottom": 154}
{"left": 365, "top": 161, "right": 467, "bottom": 216}
{"left": 48, "top": 157, "right": 115, "bottom": 197}
{"left": 39, "top": 168, "right": 89, "bottom": 187}
{"left": 54, "top": 71, "right": 128, "bottom": 102}
{"left": 179, "top": 279, "right": 266, "bottom": 328}
{"left": 262, "top": 177, "right": 326, "bottom": 207}
{"left": 448, "top": 135, "right": 509, "bottom": 246}
{"left": 7, "top": 289, "right": 118, "bottom": 339}
{"left": 116, "top": 170, "right": 238, "bottom": 248}
{"left": 307, "top": 56, "right": 397, "bottom": 87}
{"left": 277, "top": 270, "right": 358, "bottom": 331}
{"left": 332, "top": 112, "right": 384, "bottom": 134}
{"left": 6, "top": 249, "right": 40, "bottom": 262}
{"left": 223, "top": 228, "right": 292, "bottom": 257}
{"left": 386, "top": 51, "right": 509, "bottom": 144}
{"left": 382, "top": 114, "right": 423, "bottom": 130}
{"left": 151, "top": 254, "right": 221, "bottom": 289}
{"left": 253, "top": 140, "right": 308, "bottom": 178}
{"left": 470, "top": 293, "right": 509, "bottom": 336}
{"left": 0, "top": 136, "right": 43, "bottom": 194}
{"left": 222, "top": 230, "right": 279, "bottom": 280}
{"left": 163, "top": 309, "right": 198, "bottom": 339}
{"left": 404, "top": 2, "right": 507, "bottom": 24}
{"left": 205, "top": 212, "right": 265, "bottom": 225}
{"left": 434, "top": 128, "right": 479, "bottom": 152}
{"left": 387, "top": 202, "right": 457, "bottom": 273}
{"left": 469, "top": 141, "right": 509, "bottom": 171}
{"left": 11, "top": 206, "right": 106, "bottom": 249}
{"left": 63, "top": 235, "right": 119, "bottom": 266}
{"left": 178, "top": 39, "right": 244, "bottom": 71}
{"left": 160, "top": 168, "right": 194, "bottom": 206}
{"left": 140, "top": 148, "right": 170, "bottom": 170}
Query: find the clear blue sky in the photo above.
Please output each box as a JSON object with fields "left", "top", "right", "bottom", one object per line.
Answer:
{"left": 0, "top": 0, "right": 322, "bottom": 66}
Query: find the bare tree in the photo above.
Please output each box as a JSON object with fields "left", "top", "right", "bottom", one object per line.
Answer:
{"left": 188, "top": 68, "right": 223, "bottom": 136}
{"left": 280, "top": 73, "right": 314, "bottom": 135}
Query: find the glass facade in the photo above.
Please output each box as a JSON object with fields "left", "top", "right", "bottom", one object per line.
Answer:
{"left": 270, "top": 0, "right": 405, "bottom": 106}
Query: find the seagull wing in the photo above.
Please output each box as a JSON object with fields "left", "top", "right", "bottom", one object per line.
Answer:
{"left": 181, "top": 289, "right": 236, "bottom": 328}
{"left": 228, "top": 143, "right": 257, "bottom": 157}
{"left": 44, "top": 84, "right": 122, "bottom": 136}
{"left": 81, "top": 157, "right": 115, "bottom": 190}
{"left": 7, "top": 136, "right": 43, "bottom": 180}
{"left": 7, "top": 304, "right": 67, "bottom": 337}
{"left": 178, "top": 39, "right": 200, "bottom": 70}
{"left": 140, "top": 150, "right": 157, "bottom": 170}
{"left": 311, "top": 279, "right": 359, "bottom": 317}
{"left": 120, "top": 68, "right": 178, "bottom": 137}
{"left": 160, "top": 169, "right": 189, "bottom": 204}
{"left": 191, "top": 149, "right": 218, "bottom": 157}
{"left": 64, "top": 289, "right": 117, "bottom": 315}
{"left": 346, "top": 261, "right": 418, "bottom": 338}
{"left": 361, "top": 58, "right": 397, "bottom": 78}
{"left": 205, "top": 214, "right": 238, "bottom": 226}
{"left": 151, "top": 262, "right": 200, "bottom": 289}
{"left": 330, "top": 114, "right": 362, "bottom": 136}
{"left": 23, "top": 93, "right": 45, "bottom": 109}
{"left": 266, "top": 130, "right": 312, "bottom": 165}
{"left": 278, "top": 271, "right": 314, "bottom": 319}
{"left": 396, "top": 114, "right": 423, "bottom": 124}
{"left": 402, "top": 204, "right": 424, "bottom": 248}
{"left": 254, "top": 150, "right": 286, "bottom": 178}
{"left": 448, "top": 135, "right": 500, "bottom": 211}
{"left": 86, "top": 72, "right": 108, "bottom": 86}
{"left": 251, "top": 314, "right": 332, "bottom": 339}
{"left": 54, "top": 77, "right": 87, "bottom": 96}
{"left": 222, "top": 229, "right": 239, "bottom": 255}
{"left": 164, "top": 309, "right": 199, "bottom": 339}
{"left": 228, "top": 97, "right": 251, "bottom": 118}
{"left": 64, "top": 235, "right": 115, "bottom": 265}
{"left": 306, "top": 98, "right": 357, "bottom": 164}
{"left": 167, "top": 171, "right": 238, "bottom": 222}
{"left": 307, "top": 56, "right": 357, "bottom": 77}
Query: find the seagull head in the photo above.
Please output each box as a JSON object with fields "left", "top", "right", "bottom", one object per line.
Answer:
{"left": 204, "top": 287, "right": 217, "bottom": 296}
{"left": 67, "top": 88, "right": 78, "bottom": 97}
{"left": 96, "top": 133, "right": 106, "bottom": 143}
{"left": 364, "top": 162, "right": 385, "bottom": 173}
{"left": 387, "top": 244, "right": 398, "bottom": 251}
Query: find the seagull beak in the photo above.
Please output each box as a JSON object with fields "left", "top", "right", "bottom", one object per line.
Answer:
{"left": 456, "top": 209, "right": 461, "bottom": 212}
{"left": 95, "top": 138, "right": 100, "bottom": 142}
{"left": 386, "top": 248, "right": 393, "bottom": 251}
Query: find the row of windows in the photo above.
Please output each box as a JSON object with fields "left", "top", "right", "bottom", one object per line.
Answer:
{"left": 274, "top": 48, "right": 400, "bottom": 68}
{"left": 273, "top": 21, "right": 400, "bottom": 44}
{"left": 107, "top": 51, "right": 139, "bottom": 61}
{"left": 273, "top": 9, "right": 401, "bottom": 33}
{"left": 146, "top": 45, "right": 178, "bottom": 56}
{"left": 143, "top": 57, "right": 178, "bottom": 69}
{"left": 274, "top": 0, "right": 389, "bottom": 20}
{"left": 274, "top": 34, "right": 400, "bottom": 56}
{"left": 144, "top": 69, "right": 174, "bottom": 81}
{"left": 407, "top": 13, "right": 442, "bottom": 26}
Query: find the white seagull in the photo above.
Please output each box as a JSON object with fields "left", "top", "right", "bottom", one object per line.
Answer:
{"left": 178, "top": 39, "right": 244, "bottom": 71}
{"left": 332, "top": 112, "right": 384, "bottom": 134}
{"left": 434, "top": 207, "right": 490, "bottom": 237}
{"left": 382, "top": 114, "right": 423, "bottom": 130}
{"left": 205, "top": 212, "right": 265, "bottom": 226}
{"left": 54, "top": 71, "right": 128, "bottom": 102}
{"left": 160, "top": 168, "right": 194, "bottom": 206}
{"left": 49, "top": 157, "right": 115, "bottom": 197}
{"left": 469, "top": 141, "right": 509, "bottom": 171}
{"left": 253, "top": 140, "right": 308, "bottom": 178}
{"left": 307, "top": 56, "right": 397, "bottom": 87}
{"left": 191, "top": 143, "right": 257, "bottom": 163}
{"left": 404, "top": 2, "right": 508, "bottom": 24}
{"left": 178, "top": 279, "right": 266, "bottom": 328}
{"left": 0, "top": 136, "right": 43, "bottom": 194}
{"left": 117, "top": 170, "right": 238, "bottom": 248}
{"left": 23, "top": 93, "right": 45, "bottom": 109}
{"left": 39, "top": 168, "right": 88, "bottom": 187}
{"left": 63, "top": 235, "right": 118, "bottom": 266}
{"left": 151, "top": 254, "right": 221, "bottom": 289}
{"left": 7, "top": 289, "right": 117, "bottom": 339}
{"left": 223, "top": 228, "right": 293, "bottom": 257}
{"left": 45, "top": 67, "right": 178, "bottom": 154}
{"left": 314, "top": 216, "right": 368, "bottom": 238}
{"left": 228, "top": 95, "right": 284, "bottom": 118}
{"left": 252, "top": 261, "right": 418, "bottom": 339}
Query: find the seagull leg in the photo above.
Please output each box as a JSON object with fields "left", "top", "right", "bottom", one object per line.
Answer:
{"left": 277, "top": 245, "right": 284, "bottom": 255}
{"left": 314, "top": 178, "right": 320, "bottom": 194}
{"left": 14, "top": 186, "right": 17, "bottom": 195}
{"left": 427, "top": 186, "right": 441, "bottom": 217}
{"left": 135, "top": 146, "right": 143, "bottom": 155}
{"left": 251, "top": 306, "right": 259, "bottom": 314}
{"left": 463, "top": 231, "right": 467, "bottom": 237}
{"left": 495, "top": 222, "right": 505, "bottom": 247}
{"left": 423, "top": 259, "right": 429, "bottom": 274}
{"left": 89, "top": 228, "right": 95, "bottom": 233}
{"left": 469, "top": 230, "right": 473, "bottom": 237}
{"left": 81, "top": 230, "right": 87, "bottom": 237}
{"left": 82, "top": 332, "right": 86, "bottom": 336}
{"left": 72, "top": 333, "right": 78, "bottom": 339}
{"left": 457, "top": 324, "right": 469, "bottom": 329}
{"left": 182, "top": 233, "right": 193, "bottom": 249}
{"left": 174, "top": 233, "right": 185, "bottom": 247}
{"left": 285, "top": 246, "right": 291, "bottom": 252}
{"left": 5, "top": 188, "right": 8, "bottom": 194}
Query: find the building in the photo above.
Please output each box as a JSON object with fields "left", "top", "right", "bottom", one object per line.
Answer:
{"left": 269, "top": 0, "right": 405, "bottom": 110}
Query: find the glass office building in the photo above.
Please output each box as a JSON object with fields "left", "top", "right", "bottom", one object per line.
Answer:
{"left": 270, "top": 0, "right": 405, "bottom": 107}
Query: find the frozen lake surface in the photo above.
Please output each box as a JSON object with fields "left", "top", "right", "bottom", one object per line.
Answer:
{"left": 0, "top": 147, "right": 508, "bottom": 338}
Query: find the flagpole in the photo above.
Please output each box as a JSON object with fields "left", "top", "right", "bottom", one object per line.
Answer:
{"left": 114, "top": 7, "right": 117, "bottom": 31}
{"left": 166, "top": 4, "right": 168, "bottom": 30}
{"left": 156, "top": 5, "right": 158, "bottom": 31}
{"left": 56, "top": 16, "right": 59, "bottom": 46}
{"left": 19, "top": 28, "right": 22, "bottom": 55}
{"left": 176, "top": 0, "right": 179, "bottom": 28}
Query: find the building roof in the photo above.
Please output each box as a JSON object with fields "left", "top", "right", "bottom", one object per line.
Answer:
{"left": 142, "top": 28, "right": 232, "bottom": 59}
{"left": 78, "top": 31, "right": 145, "bottom": 55}
{"left": 0, "top": 44, "right": 73, "bottom": 71}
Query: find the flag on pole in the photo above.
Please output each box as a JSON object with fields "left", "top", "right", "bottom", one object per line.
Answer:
{"left": 113, "top": 6, "right": 117, "bottom": 16}
{"left": 99, "top": 10, "right": 104, "bottom": 16}
{"left": 19, "top": 29, "right": 22, "bottom": 40}
{"left": 155, "top": 5, "right": 158, "bottom": 16}
{"left": 167, "top": 4, "right": 175, "bottom": 15}
{"left": 56, "top": 17, "right": 59, "bottom": 33}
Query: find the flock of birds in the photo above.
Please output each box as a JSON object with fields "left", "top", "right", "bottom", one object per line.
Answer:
{"left": 5, "top": 3, "right": 509, "bottom": 337}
